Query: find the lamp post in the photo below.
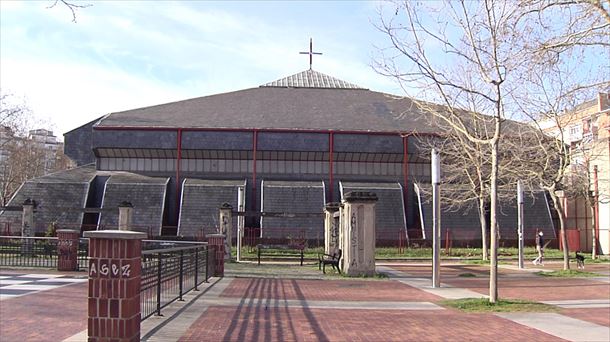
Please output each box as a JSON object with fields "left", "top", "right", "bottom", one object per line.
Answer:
{"left": 431, "top": 149, "right": 441, "bottom": 288}
{"left": 517, "top": 180, "right": 524, "bottom": 269}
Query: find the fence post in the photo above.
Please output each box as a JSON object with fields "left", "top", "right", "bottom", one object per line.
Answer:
{"left": 156, "top": 252, "right": 162, "bottom": 316}
{"left": 84, "top": 230, "right": 146, "bottom": 342}
{"left": 179, "top": 250, "right": 184, "bottom": 301}
{"left": 57, "top": 229, "right": 79, "bottom": 271}
{"left": 194, "top": 248, "right": 199, "bottom": 291}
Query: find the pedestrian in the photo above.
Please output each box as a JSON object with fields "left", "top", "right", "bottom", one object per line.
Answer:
{"left": 532, "top": 230, "right": 544, "bottom": 265}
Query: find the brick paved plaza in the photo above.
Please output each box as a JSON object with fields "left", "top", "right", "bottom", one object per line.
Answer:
{"left": 1, "top": 262, "right": 609, "bottom": 341}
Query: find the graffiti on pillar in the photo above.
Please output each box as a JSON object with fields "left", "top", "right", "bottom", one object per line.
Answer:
{"left": 330, "top": 217, "right": 339, "bottom": 247}
{"left": 89, "top": 260, "right": 131, "bottom": 278}
{"left": 221, "top": 215, "right": 229, "bottom": 235}
{"left": 350, "top": 212, "right": 357, "bottom": 267}
{"left": 58, "top": 239, "right": 74, "bottom": 257}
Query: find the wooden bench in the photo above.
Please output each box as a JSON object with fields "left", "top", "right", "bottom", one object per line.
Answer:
{"left": 257, "top": 244, "right": 305, "bottom": 266}
{"left": 318, "top": 249, "right": 342, "bottom": 274}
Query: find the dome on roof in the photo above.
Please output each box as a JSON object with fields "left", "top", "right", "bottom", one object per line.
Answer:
{"left": 260, "top": 69, "right": 365, "bottom": 90}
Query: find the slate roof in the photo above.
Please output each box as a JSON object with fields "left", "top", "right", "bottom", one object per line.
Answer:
{"left": 414, "top": 184, "right": 482, "bottom": 241}
{"left": 98, "top": 174, "right": 169, "bottom": 234}
{"left": 340, "top": 182, "right": 406, "bottom": 236}
{"left": 497, "top": 191, "right": 555, "bottom": 239}
{"left": 96, "top": 70, "right": 431, "bottom": 133}
{"left": 261, "top": 69, "right": 365, "bottom": 89}
{"left": 0, "top": 165, "right": 96, "bottom": 234}
{"left": 178, "top": 179, "right": 246, "bottom": 237}
{"left": 261, "top": 180, "right": 325, "bottom": 238}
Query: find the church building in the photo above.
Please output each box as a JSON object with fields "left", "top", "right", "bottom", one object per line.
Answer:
{"left": 1, "top": 64, "right": 554, "bottom": 246}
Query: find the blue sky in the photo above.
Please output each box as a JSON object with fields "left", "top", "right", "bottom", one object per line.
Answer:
{"left": 0, "top": 1, "right": 402, "bottom": 137}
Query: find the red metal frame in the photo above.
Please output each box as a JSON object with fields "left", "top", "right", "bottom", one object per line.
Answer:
{"left": 252, "top": 129, "right": 258, "bottom": 211}
{"left": 329, "top": 132, "right": 334, "bottom": 202}
{"left": 93, "top": 125, "right": 439, "bottom": 137}
{"left": 176, "top": 128, "right": 182, "bottom": 217}
{"left": 92, "top": 126, "right": 438, "bottom": 225}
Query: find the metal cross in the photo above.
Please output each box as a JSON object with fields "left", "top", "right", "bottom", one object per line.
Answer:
{"left": 299, "top": 38, "right": 322, "bottom": 70}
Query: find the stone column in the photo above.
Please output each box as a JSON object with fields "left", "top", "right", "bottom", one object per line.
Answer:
{"left": 118, "top": 202, "right": 134, "bottom": 231}
{"left": 21, "top": 199, "right": 36, "bottom": 255}
{"left": 206, "top": 234, "right": 225, "bottom": 277}
{"left": 324, "top": 202, "right": 341, "bottom": 254}
{"left": 340, "top": 191, "right": 378, "bottom": 276}
{"left": 219, "top": 203, "right": 232, "bottom": 260}
{"left": 57, "top": 229, "right": 79, "bottom": 271}
{"left": 84, "top": 230, "right": 146, "bottom": 342}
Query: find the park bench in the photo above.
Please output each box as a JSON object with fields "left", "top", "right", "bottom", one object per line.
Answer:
{"left": 318, "top": 248, "right": 342, "bottom": 274}
{"left": 257, "top": 243, "right": 305, "bottom": 266}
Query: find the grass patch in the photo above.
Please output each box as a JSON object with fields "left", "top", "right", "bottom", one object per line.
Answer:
{"left": 458, "top": 273, "right": 477, "bottom": 277}
{"left": 441, "top": 298, "right": 556, "bottom": 313}
{"left": 341, "top": 272, "right": 389, "bottom": 279}
{"left": 536, "top": 269, "right": 601, "bottom": 277}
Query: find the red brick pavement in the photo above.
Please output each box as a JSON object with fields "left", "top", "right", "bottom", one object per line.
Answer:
{"left": 560, "top": 308, "right": 610, "bottom": 327}
{"left": 0, "top": 281, "right": 87, "bottom": 342}
{"left": 389, "top": 264, "right": 610, "bottom": 301}
{"left": 221, "top": 278, "right": 442, "bottom": 302}
{"left": 179, "top": 306, "right": 564, "bottom": 342}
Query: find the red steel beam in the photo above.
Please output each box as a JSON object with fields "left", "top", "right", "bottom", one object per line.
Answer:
{"left": 252, "top": 129, "right": 258, "bottom": 211}
{"left": 92, "top": 125, "right": 439, "bottom": 137}
{"left": 329, "top": 132, "right": 334, "bottom": 202}
{"left": 176, "top": 128, "right": 182, "bottom": 224}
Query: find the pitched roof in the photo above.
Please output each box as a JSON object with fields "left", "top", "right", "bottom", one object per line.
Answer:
{"left": 96, "top": 71, "right": 433, "bottom": 133}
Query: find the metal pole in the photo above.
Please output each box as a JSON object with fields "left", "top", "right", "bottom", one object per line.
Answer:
{"left": 517, "top": 180, "right": 524, "bottom": 269}
{"left": 593, "top": 166, "right": 599, "bottom": 259}
{"left": 431, "top": 149, "right": 441, "bottom": 288}
{"left": 237, "top": 187, "right": 244, "bottom": 262}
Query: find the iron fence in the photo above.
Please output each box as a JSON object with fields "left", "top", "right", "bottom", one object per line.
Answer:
{"left": 140, "top": 242, "right": 213, "bottom": 320}
{"left": 0, "top": 236, "right": 89, "bottom": 269}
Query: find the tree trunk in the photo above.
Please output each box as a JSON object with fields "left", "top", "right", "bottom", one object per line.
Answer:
{"left": 479, "top": 199, "right": 489, "bottom": 261}
{"left": 489, "top": 139, "right": 499, "bottom": 303}
{"left": 551, "top": 193, "right": 570, "bottom": 270}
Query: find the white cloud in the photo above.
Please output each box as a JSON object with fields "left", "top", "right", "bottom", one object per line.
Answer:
{"left": 1, "top": 1, "right": 403, "bottom": 138}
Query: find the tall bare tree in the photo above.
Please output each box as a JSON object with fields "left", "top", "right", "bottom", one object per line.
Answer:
{"left": 375, "top": 0, "right": 527, "bottom": 303}
{"left": 376, "top": 0, "right": 608, "bottom": 298}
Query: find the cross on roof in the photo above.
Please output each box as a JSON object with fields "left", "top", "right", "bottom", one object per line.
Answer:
{"left": 299, "top": 38, "right": 322, "bottom": 70}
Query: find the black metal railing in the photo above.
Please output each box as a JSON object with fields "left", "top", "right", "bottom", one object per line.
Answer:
{"left": 140, "top": 242, "right": 213, "bottom": 320}
{"left": 0, "top": 236, "right": 90, "bottom": 270}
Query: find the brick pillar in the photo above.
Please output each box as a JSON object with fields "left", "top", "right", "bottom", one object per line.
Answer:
{"left": 57, "top": 229, "right": 79, "bottom": 271}
{"left": 324, "top": 202, "right": 340, "bottom": 254}
{"left": 207, "top": 234, "right": 225, "bottom": 277}
{"left": 118, "top": 202, "right": 133, "bottom": 231}
{"left": 219, "top": 203, "right": 232, "bottom": 260}
{"left": 341, "top": 191, "right": 378, "bottom": 276}
{"left": 84, "top": 230, "right": 146, "bottom": 342}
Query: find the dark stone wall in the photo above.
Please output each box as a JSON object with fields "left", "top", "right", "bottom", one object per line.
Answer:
{"left": 64, "top": 119, "right": 99, "bottom": 166}
{"left": 182, "top": 131, "right": 252, "bottom": 150}
{"left": 92, "top": 130, "right": 177, "bottom": 149}
{"left": 257, "top": 132, "right": 328, "bottom": 151}
{"left": 334, "top": 134, "right": 403, "bottom": 153}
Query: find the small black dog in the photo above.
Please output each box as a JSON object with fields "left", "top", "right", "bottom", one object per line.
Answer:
{"left": 575, "top": 251, "right": 585, "bottom": 269}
